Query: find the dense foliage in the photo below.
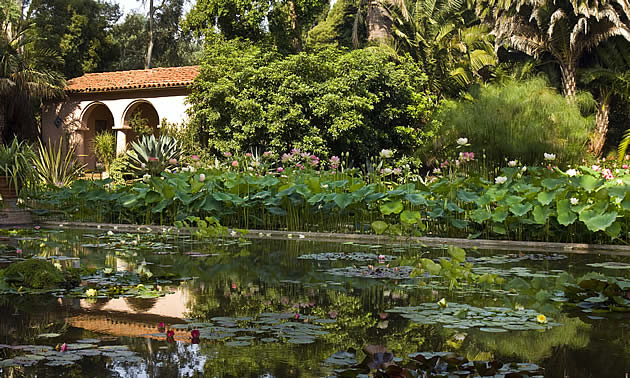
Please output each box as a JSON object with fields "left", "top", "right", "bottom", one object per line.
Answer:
{"left": 437, "top": 78, "right": 595, "bottom": 166}
{"left": 188, "top": 40, "right": 438, "bottom": 162}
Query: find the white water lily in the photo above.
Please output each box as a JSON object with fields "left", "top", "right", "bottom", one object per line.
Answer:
{"left": 142, "top": 174, "right": 151, "bottom": 183}
{"left": 570, "top": 197, "right": 579, "bottom": 205}
{"left": 199, "top": 173, "right": 206, "bottom": 182}
{"left": 521, "top": 166, "right": 527, "bottom": 172}
{"left": 495, "top": 176, "right": 508, "bottom": 184}
{"left": 543, "top": 153, "right": 556, "bottom": 161}
{"left": 566, "top": 169, "right": 577, "bottom": 177}
{"left": 456, "top": 137, "right": 468, "bottom": 145}
{"left": 508, "top": 160, "right": 517, "bottom": 167}
{"left": 379, "top": 149, "right": 394, "bottom": 158}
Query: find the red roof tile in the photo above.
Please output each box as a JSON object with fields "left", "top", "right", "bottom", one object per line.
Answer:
{"left": 66, "top": 66, "right": 200, "bottom": 93}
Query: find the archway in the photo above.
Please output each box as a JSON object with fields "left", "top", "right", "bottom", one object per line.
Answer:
{"left": 122, "top": 100, "right": 160, "bottom": 144}
{"left": 80, "top": 102, "right": 114, "bottom": 170}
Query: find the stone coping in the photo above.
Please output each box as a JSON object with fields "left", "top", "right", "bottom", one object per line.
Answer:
{"left": 37, "top": 221, "right": 630, "bottom": 256}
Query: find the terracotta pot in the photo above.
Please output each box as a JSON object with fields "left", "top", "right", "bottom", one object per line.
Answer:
{"left": 0, "top": 176, "right": 18, "bottom": 200}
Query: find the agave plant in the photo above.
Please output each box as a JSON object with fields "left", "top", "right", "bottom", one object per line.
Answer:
{"left": 33, "top": 138, "right": 85, "bottom": 187}
{"left": 127, "top": 135, "right": 181, "bottom": 176}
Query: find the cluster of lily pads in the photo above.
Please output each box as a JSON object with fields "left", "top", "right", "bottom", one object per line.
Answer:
{"left": 0, "top": 340, "right": 142, "bottom": 368}
{"left": 298, "top": 252, "right": 396, "bottom": 262}
{"left": 386, "top": 302, "right": 560, "bottom": 332}
{"left": 163, "top": 313, "right": 335, "bottom": 346}
{"left": 324, "top": 348, "right": 544, "bottom": 377}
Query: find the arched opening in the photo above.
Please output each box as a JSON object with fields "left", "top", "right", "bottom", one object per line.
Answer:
{"left": 80, "top": 102, "right": 114, "bottom": 170}
{"left": 122, "top": 100, "right": 160, "bottom": 144}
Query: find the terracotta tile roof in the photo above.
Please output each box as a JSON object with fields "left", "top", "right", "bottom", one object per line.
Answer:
{"left": 66, "top": 66, "right": 200, "bottom": 93}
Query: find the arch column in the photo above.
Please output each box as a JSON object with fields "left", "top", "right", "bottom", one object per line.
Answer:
{"left": 115, "top": 129, "right": 127, "bottom": 156}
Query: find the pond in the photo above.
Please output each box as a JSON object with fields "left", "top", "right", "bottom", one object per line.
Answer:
{"left": 1, "top": 227, "right": 630, "bottom": 377}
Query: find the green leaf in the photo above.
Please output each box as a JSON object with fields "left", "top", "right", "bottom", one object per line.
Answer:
{"left": 333, "top": 193, "right": 353, "bottom": 210}
{"left": 456, "top": 190, "right": 479, "bottom": 203}
{"left": 579, "top": 209, "right": 617, "bottom": 232}
{"left": 509, "top": 202, "right": 533, "bottom": 217}
{"left": 404, "top": 193, "right": 428, "bottom": 206}
{"left": 420, "top": 258, "right": 441, "bottom": 275}
{"left": 536, "top": 191, "right": 556, "bottom": 206}
{"left": 400, "top": 210, "right": 422, "bottom": 225}
{"left": 557, "top": 199, "right": 577, "bottom": 226}
{"left": 579, "top": 175, "right": 602, "bottom": 192}
{"left": 448, "top": 246, "right": 466, "bottom": 263}
{"left": 380, "top": 200, "right": 404, "bottom": 215}
{"left": 371, "top": 221, "right": 389, "bottom": 235}
{"left": 532, "top": 205, "right": 553, "bottom": 225}
{"left": 541, "top": 178, "right": 564, "bottom": 190}
{"left": 470, "top": 208, "right": 491, "bottom": 223}
{"left": 491, "top": 207, "right": 508, "bottom": 222}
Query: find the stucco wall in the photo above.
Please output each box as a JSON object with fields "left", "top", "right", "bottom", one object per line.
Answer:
{"left": 42, "top": 87, "right": 191, "bottom": 164}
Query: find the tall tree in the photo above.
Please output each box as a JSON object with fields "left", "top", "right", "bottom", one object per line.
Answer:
{"left": 29, "top": 0, "right": 121, "bottom": 78}
{"left": 480, "top": 0, "right": 630, "bottom": 98}
{"left": 184, "top": 0, "right": 328, "bottom": 53}
{"left": 0, "top": 0, "right": 65, "bottom": 143}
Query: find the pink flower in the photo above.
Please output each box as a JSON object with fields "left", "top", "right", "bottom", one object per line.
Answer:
{"left": 277, "top": 167, "right": 284, "bottom": 173}
{"left": 168, "top": 158, "right": 178, "bottom": 165}
{"left": 602, "top": 168, "right": 614, "bottom": 180}
{"left": 328, "top": 311, "right": 337, "bottom": 319}
{"left": 190, "top": 329, "right": 200, "bottom": 339}
{"left": 294, "top": 313, "right": 300, "bottom": 320}
{"left": 245, "top": 152, "right": 252, "bottom": 157}
{"left": 191, "top": 155, "right": 200, "bottom": 161}
{"left": 148, "top": 157, "right": 159, "bottom": 162}
{"left": 34, "top": 226, "right": 40, "bottom": 230}
{"left": 263, "top": 151, "right": 272, "bottom": 157}
{"left": 378, "top": 254, "right": 386, "bottom": 260}
{"left": 16, "top": 249, "right": 22, "bottom": 254}
{"left": 60, "top": 343, "right": 67, "bottom": 352}
{"left": 623, "top": 165, "right": 628, "bottom": 169}
{"left": 223, "top": 152, "right": 232, "bottom": 157}
{"left": 158, "top": 322, "right": 165, "bottom": 329}
{"left": 231, "top": 160, "right": 239, "bottom": 167}
{"left": 166, "top": 330, "right": 175, "bottom": 341}
{"left": 281, "top": 153, "right": 291, "bottom": 163}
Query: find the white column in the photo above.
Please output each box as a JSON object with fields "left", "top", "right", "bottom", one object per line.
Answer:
{"left": 116, "top": 130, "right": 127, "bottom": 156}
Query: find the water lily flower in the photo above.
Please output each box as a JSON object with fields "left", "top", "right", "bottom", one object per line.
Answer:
{"left": 624, "top": 165, "right": 629, "bottom": 169}
{"left": 142, "top": 174, "right": 151, "bottom": 183}
{"left": 602, "top": 168, "right": 614, "bottom": 180}
{"left": 328, "top": 311, "right": 337, "bottom": 319}
{"left": 378, "top": 254, "right": 386, "bottom": 260}
{"left": 34, "top": 226, "right": 40, "bottom": 230}
{"left": 456, "top": 137, "right": 468, "bottom": 145}
{"left": 438, "top": 298, "right": 448, "bottom": 308}
{"left": 168, "top": 158, "right": 178, "bottom": 165}
{"left": 16, "top": 248, "right": 22, "bottom": 254}
{"left": 536, "top": 314, "right": 548, "bottom": 324}
{"left": 158, "top": 322, "right": 165, "bottom": 330}
{"left": 495, "top": 176, "right": 508, "bottom": 184}
{"left": 508, "top": 160, "right": 517, "bottom": 167}
{"left": 245, "top": 152, "right": 252, "bottom": 157}
{"left": 190, "top": 329, "right": 200, "bottom": 339}
{"left": 199, "top": 173, "right": 206, "bottom": 182}
{"left": 166, "top": 330, "right": 175, "bottom": 341}
{"left": 60, "top": 343, "right": 68, "bottom": 352}
{"left": 231, "top": 160, "right": 239, "bottom": 167}
{"left": 432, "top": 168, "right": 441, "bottom": 174}
{"left": 591, "top": 165, "right": 601, "bottom": 171}
{"left": 570, "top": 197, "right": 579, "bottom": 205}
{"left": 543, "top": 153, "right": 556, "bottom": 161}
{"left": 514, "top": 304, "right": 524, "bottom": 311}
{"left": 566, "top": 168, "right": 578, "bottom": 177}
{"left": 379, "top": 149, "right": 393, "bottom": 158}
{"left": 85, "top": 288, "right": 98, "bottom": 297}
{"left": 107, "top": 230, "right": 114, "bottom": 236}
{"left": 191, "top": 154, "right": 200, "bottom": 161}
{"left": 521, "top": 166, "right": 527, "bottom": 172}
{"left": 294, "top": 313, "right": 300, "bottom": 320}
{"left": 277, "top": 167, "right": 284, "bottom": 173}
{"left": 383, "top": 168, "right": 393, "bottom": 175}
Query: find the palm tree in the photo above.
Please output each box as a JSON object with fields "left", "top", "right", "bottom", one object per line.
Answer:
{"left": 352, "top": 0, "right": 407, "bottom": 46}
{"left": 384, "top": 0, "right": 496, "bottom": 97}
{"left": 0, "top": 2, "right": 64, "bottom": 143}
{"left": 582, "top": 37, "right": 630, "bottom": 155}
{"left": 482, "top": 0, "right": 630, "bottom": 98}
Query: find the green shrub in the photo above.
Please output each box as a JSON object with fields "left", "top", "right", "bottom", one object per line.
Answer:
{"left": 109, "top": 154, "right": 131, "bottom": 184}
{"left": 188, "top": 40, "right": 438, "bottom": 162}
{"left": 90, "top": 131, "right": 116, "bottom": 171}
{"left": 34, "top": 138, "right": 85, "bottom": 187}
{"left": 129, "top": 110, "right": 154, "bottom": 138}
{"left": 436, "top": 77, "right": 595, "bottom": 166}
{"left": 0, "top": 139, "right": 36, "bottom": 194}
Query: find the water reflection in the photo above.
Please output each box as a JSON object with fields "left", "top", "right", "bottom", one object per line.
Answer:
{"left": 1, "top": 229, "right": 630, "bottom": 376}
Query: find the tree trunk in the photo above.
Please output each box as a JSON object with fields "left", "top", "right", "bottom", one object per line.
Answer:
{"left": 367, "top": 0, "right": 392, "bottom": 42}
{"left": 560, "top": 61, "right": 577, "bottom": 98}
{"left": 287, "top": 0, "right": 302, "bottom": 52}
{"left": 145, "top": 0, "right": 154, "bottom": 69}
{"left": 589, "top": 94, "right": 611, "bottom": 156}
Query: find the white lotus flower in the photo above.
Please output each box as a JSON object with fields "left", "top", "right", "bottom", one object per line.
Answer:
{"left": 508, "top": 160, "right": 517, "bottom": 167}
{"left": 199, "top": 173, "right": 206, "bottom": 182}
{"left": 142, "top": 174, "right": 151, "bottom": 183}
{"left": 543, "top": 153, "right": 556, "bottom": 161}
{"left": 570, "top": 197, "right": 578, "bottom": 205}
{"left": 456, "top": 137, "right": 468, "bottom": 145}
{"left": 566, "top": 169, "right": 577, "bottom": 177}
{"left": 495, "top": 176, "right": 508, "bottom": 184}
{"left": 379, "top": 149, "right": 393, "bottom": 158}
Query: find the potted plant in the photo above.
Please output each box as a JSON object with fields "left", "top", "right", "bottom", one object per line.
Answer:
{"left": 0, "top": 139, "right": 35, "bottom": 206}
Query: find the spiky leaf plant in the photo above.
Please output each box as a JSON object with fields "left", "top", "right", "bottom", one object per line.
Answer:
{"left": 127, "top": 135, "right": 181, "bottom": 176}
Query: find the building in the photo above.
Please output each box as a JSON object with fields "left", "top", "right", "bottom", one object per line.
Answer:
{"left": 41, "top": 66, "right": 199, "bottom": 169}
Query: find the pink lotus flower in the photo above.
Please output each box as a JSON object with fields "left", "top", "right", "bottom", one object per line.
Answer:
{"left": 168, "top": 158, "right": 178, "bottom": 165}
{"left": 294, "top": 313, "right": 300, "bottom": 320}
{"left": 277, "top": 167, "right": 284, "bottom": 173}
{"left": 223, "top": 152, "right": 232, "bottom": 157}
{"left": 60, "top": 343, "right": 67, "bottom": 352}
{"left": 623, "top": 165, "right": 629, "bottom": 169}
{"left": 231, "top": 160, "right": 239, "bottom": 167}
{"left": 245, "top": 152, "right": 252, "bottom": 157}
{"left": 16, "top": 249, "right": 22, "bottom": 254}
{"left": 34, "top": 226, "right": 40, "bottom": 230}
{"left": 191, "top": 154, "right": 200, "bottom": 161}
{"left": 378, "top": 254, "right": 386, "bottom": 260}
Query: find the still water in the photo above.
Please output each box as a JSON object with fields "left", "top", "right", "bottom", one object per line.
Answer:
{"left": 1, "top": 228, "right": 629, "bottom": 377}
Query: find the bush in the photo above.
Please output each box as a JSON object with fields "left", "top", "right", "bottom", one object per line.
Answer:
{"left": 3, "top": 259, "right": 79, "bottom": 289}
{"left": 90, "top": 131, "right": 116, "bottom": 171}
{"left": 436, "top": 77, "right": 595, "bottom": 166}
{"left": 188, "top": 40, "right": 438, "bottom": 163}
{"left": 127, "top": 135, "right": 181, "bottom": 176}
